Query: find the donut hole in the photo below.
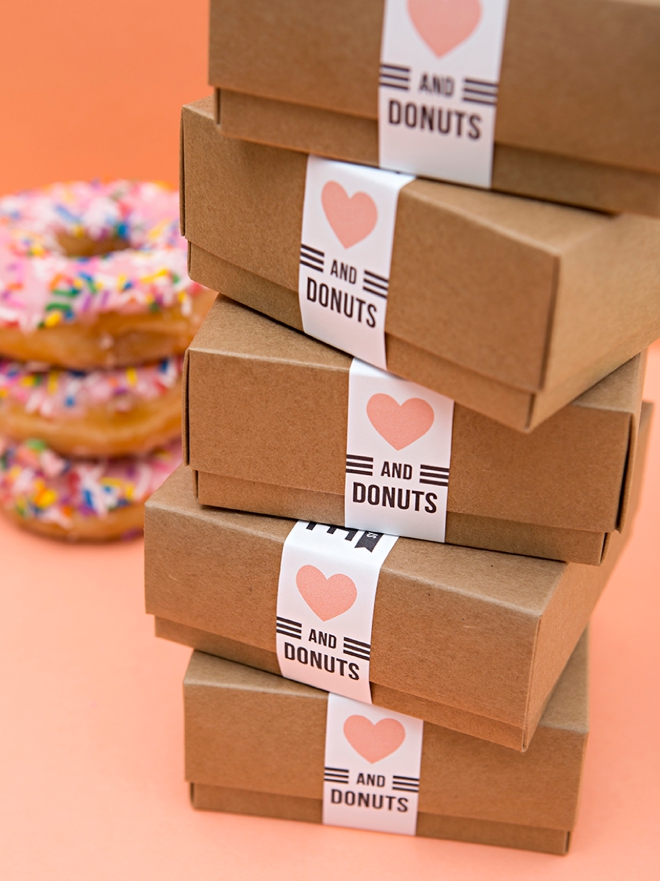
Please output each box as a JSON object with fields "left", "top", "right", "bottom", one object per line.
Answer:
{"left": 56, "top": 230, "right": 130, "bottom": 258}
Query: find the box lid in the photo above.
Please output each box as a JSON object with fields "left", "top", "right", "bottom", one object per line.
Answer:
{"left": 182, "top": 98, "right": 660, "bottom": 429}
{"left": 184, "top": 630, "right": 589, "bottom": 833}
{"left": 209, "top": 0, "right": 660, "bottom": 174}
{"left": 185, "top": 296, "right": 644, "bottom": 539}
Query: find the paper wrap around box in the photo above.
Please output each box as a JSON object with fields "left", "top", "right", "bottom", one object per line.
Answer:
{"left": 146, "top": 402, "right": 649, "bottom": 751}
{"left": 184, "top": 296, "right": 646, "bottom": 565}
{"left": 185, "top": 632, "right": 590, "bottom": 855}
{"left": 209, "top": 0, "right": 660, "bottom": 216}
{"left": 181, "top": 99, "right": 660, "bottom": 431}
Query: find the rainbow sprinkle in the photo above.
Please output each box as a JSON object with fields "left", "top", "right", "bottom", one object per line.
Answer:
{"left": 0, "top": 181, "right": 201, "bottom": 331}
{"left": 0, "top": 437, "right": 182, "bottom": 527}
{"left": 0, "top": 355, "right": 182, "bottom": 419}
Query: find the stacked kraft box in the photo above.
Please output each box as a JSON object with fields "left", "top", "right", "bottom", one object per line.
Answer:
{"left": 145, "top": 0, "right": 660, "bottom": 855}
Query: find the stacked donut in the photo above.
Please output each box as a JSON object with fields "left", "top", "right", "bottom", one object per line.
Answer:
{"left": 0, "top": 180, "right": 215, "bottom": 540}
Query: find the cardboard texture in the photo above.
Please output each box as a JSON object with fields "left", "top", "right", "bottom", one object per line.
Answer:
{"left": 181, "top": 99, "right": 660, "bottom": 431}
{"left": 208, "top": 0, "right": 660, "bottom": 216}
{"left": 184, "top": 296, "right": 646, "bottom": 565}
{"left": 145, "top": 401, "right": 651, "bottom": 752}
{"left": 185, "top": 631, "right": 590, "bottom": 854}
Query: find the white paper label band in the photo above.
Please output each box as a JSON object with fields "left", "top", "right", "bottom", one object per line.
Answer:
{"left": 276, "top": 521, "right": 398, "bottom": 703}
{"left": 345, "top": 359, "right": 454, "bottom": 543}
{"left": 323, "top": 693, "right": 424, "bottom": 835}
{"left": 298, "top": 155, "right": 413, "bottom": 370}
{"left": 379, "top": 0, "right": 510, "bottom": 187}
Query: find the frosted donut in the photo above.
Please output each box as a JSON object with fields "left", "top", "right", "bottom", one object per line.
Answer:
{"left": 0, "top": 356, "right": 183, "bottom": 457}
{"left": 0, "top": 180, "right": 215, "bottom": 368}
{"left": 0, "top": 437, "right": 181, "bottom": 541}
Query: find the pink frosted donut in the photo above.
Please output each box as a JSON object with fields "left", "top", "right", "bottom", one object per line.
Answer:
{"left": 0, "top": 356, "right": 183, "bottom": 457}
{"left": 0, "top": 436, "right": 182, "bottom": 541}
{"left": 0, "top": 181, "right": 215, "bottom": 368}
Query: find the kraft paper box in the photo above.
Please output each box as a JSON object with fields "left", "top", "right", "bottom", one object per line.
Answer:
{"left": 145, "top": 402, "right": 649, "bottom": 752}
{"left": 183, "top": 296, "right": 646, "bottom": 565}
{"left": 181, "top": 99, "right": 660, "bottom": 432}
{"left": 209, "top": 0, "right": 660, "bottom": 216}
{"left": 185, "top": 632, "right": 590, "bottom": 855}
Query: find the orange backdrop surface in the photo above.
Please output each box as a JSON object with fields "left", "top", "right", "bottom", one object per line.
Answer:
{"left": 1, "top": 2, "right": 660, "bottom": 879}
{"left": 1, "top": 0, "right": 209, "bottom": 193}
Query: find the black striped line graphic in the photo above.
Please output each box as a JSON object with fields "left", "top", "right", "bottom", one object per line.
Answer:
{"left": 461, "top": 78, "right": 498, "bottom": 106}
{"left": 419, "top": 464, "right": 450, "bottom": 487}
{"left": 343, "top": 636, "right": 371, "bottom": 661}
{"left": 300, "top": 243, "right": 325, "bottom": 272}
{"left": 379, "top": 63, "right": 411, "bottom": 92}
{"left": 363, "top": 269, "right": 389, "bottom": 299}
{"left": 392, "top": 775, "right": 420, "bottom": 793}
{"left": 346, "top": 454, "right": 374, "bottom": 476}
{"left": 276, "top": 616, "right": 302, "bottom": 639}
{"left": 325, "top": 766, "right": 350, "bottom": 784}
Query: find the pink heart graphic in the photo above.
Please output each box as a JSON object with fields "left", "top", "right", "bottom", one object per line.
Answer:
{"left": 366, "top": 394, "right": 435, "bottom": 451}
{"left": 407, "top": 0, "right": 482, "bottom": 58}
{"left": 344, "top": 716, "right": 406, "bottom": 764}
{"left": 321, "top": 181, "right": 378, "bottom": 249}
{"left": 296, "top": 565, "right": 357, "bottom": 621}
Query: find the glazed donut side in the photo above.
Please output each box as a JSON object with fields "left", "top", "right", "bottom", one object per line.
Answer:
{"left": 0, "top": 288, "right": 216, "bottom": 369}
{"left": 0, "top": 357, "right": 184, "bottom": 457}
{"left": 0, "top": 384, "right": 181, "bottom": 457}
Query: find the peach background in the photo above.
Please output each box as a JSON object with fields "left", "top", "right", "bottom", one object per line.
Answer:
{"left": 1, "top": 0, "right": 209, "bottom": 193}
{"left": 1, "top": 2, "right": 660, "bottom": 878}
